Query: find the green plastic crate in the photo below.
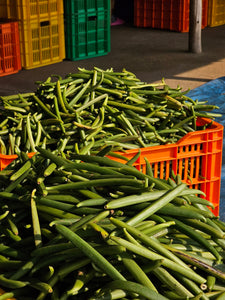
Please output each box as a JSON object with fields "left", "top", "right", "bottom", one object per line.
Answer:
{"left": 64, "top": 0, "right": 109, "bottom": 15}
{"left": 65, "top": 10, "right": 110, "bottom": 60}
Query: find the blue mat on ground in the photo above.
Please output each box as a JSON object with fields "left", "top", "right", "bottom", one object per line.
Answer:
{"left": 186, "top": 77, "right": 225, "bottom": 221}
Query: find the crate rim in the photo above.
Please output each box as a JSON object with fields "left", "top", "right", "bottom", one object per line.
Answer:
{"left": 0, "top": 117, "right": 223, "bottom": 160}
{"left": 109, "top": 117, "right": 223, "bottom": 156}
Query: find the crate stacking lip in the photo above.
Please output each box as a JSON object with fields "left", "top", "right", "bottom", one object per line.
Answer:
{"left": 134, "top": 0, "right": 208, "bottom": 32}
{"left": 18, "top": 14, "right": 65, "bottom": 69}
{"left": 107, "top": 117, "right": 224, "bottom": 217}
{"left": 0, "top": 0, "right": 64, "bottom": 20}
{"left": 64, "top": 9, "right": 110, "bottom": 61}
{"left": 0, "top": 19, "right": 21, "bottom": 76}
{"left": 64, "top": 0, "right": 110, "bottom": 15}
{"left": 208, "top": 0, "right": 225, "bottom": 27}
{"left": 0, "top": 118, "right": 223, "bottom": 216}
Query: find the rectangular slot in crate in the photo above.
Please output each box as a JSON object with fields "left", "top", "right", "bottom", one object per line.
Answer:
{"left": 18, "top": 14, "right": 65, "bottom": 69}
{"left": 64, "top": 0, "right": 109, "bottom": 15}
{"left": 0, "top": 0, "right": 64, "bottom": 21}
{"left": 134, "top": 0, "right": 208, "bottom": 32}
{"left": 107, "top": 117, "right": 224, "bottom": 216}
{"left": 64, "top": 10, "right": 110, "bottom": 60}
{"left": 208, "top": 0, "right": 225, "bottom": 27}
{"left": 0, "top": 19, "right": 21, "bottom": 76}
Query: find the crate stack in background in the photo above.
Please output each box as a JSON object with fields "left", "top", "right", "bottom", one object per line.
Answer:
{"left": 208, "top": 0, "right": 225, "bottom": 27}
{"left": 134, "top": 0, "right": 209, "bottom": 32}
{"left": 0, "top": 19, "right": 21, "bottom": 76}
{"left": 64, "top": 0, "right": 111, "bottom": 61}
{"left": 0, "top": 0, "right": 65, "bottom": 69}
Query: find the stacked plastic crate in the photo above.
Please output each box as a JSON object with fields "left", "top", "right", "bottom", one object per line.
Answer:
{"left": 64, "top": 0, "right": 111, "bottom": 60}
{"left": 134, "top": 0, "right": 208, "bottom": 32}
{"left": 0, "top": 0, "right": 65, "bottom": 69}
{"left": 108, "top": 117, "right": 223, "bottom": 217}
{"left": 0, "top": 18, "right": 21, "bottom": 76}
{"left": 208, "top": 0, "right": 225, "bottom": 27}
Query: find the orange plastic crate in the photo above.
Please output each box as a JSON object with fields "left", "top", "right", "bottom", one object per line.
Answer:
{"left": 0, "top": 19, "right": 21, "bottom": 76}
{"left": 0, "top": 118, "right": 223, "bottom": 216}
{"left": 108, "top": 118, "right": 224, "bottom": 216}
{"left": 0, "top": 152, "right": 35, "bottom": 171}
{"left": 0, "top": 0, "right": 63, "bottom": 20}
{"left": 208, "top": 0, "right": 225, "bottom": 27}
{"left": 18, "top": 14, "right": 65, "bottom": 69}
{"left": 134, "top": 0, "right": 208, "bottom": 32}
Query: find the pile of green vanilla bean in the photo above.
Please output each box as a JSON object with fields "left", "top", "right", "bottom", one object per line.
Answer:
{"left": 1, "top": 148, "right": 225, "bottom": 299}
{"left": 0, "top": 67, "right": 221, "bottom": 155}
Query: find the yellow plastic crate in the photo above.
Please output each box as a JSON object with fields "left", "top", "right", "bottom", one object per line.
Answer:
{"left": 208, "top": 0, "right": 225, "bottom": 26}
{"left": 0, "top": 0, "right": 63, "bottom": 20}
{"left": 18, "top": 14, "right": 65, "bottom": 69}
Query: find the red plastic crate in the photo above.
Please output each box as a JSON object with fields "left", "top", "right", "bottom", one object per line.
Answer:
{"left": 0, "top": 19, "right": 21, "bottom": 76}
{"left": 108, "top": 118, "right": 224, "bottom": 216}
{"left": 134, "top": 0, "right": 208, "bottom": 32}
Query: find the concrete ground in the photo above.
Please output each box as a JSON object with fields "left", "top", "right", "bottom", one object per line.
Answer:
{"left": 0, "top": 23, "right": 225, "bottom": 95}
